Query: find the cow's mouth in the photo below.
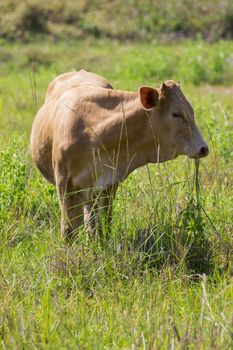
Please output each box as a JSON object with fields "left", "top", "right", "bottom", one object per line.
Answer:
{"left": 188, "top": 154, "right": 200, "bottom": 159}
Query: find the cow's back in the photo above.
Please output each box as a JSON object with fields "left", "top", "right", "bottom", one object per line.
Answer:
{"left": 46, "top": 69, "right": 113, "bottom": 100}
{"left": 30, "top": 70, "right": 113, "bottom": 185}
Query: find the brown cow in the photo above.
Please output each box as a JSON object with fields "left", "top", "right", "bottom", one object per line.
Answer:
{"left": 30, "top": 70, "right": 208, "bottom": 241}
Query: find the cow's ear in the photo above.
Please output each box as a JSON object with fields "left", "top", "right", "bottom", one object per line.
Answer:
{"left": 139, "top": 86, "right": 159, "bottom": 110}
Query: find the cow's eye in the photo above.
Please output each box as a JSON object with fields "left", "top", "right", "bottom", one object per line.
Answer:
{"left": 172, "top": 113, "right": 183, "bottom": 118}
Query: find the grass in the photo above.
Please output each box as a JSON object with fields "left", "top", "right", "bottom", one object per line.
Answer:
{"left": 0, "top": 37, "right": 233, "bottom": 349}
{"left": 1, "top": 0, "right": 233, "bottom": 42}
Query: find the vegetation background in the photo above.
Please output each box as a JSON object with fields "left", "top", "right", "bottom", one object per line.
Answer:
{"left": 0, "top": 0, "right": 233, "bottom": 349}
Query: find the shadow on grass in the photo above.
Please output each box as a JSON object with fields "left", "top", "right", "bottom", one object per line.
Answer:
{"left": 131, "top": 199, "right": 214, "bottom": 275}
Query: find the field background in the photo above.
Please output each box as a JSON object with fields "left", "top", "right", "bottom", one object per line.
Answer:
{"left": 0, "top": 1, "right": 233, "bottom": 349}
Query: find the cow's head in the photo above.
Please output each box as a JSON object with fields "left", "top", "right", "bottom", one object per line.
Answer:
{"left": 139, "top": 81, "right": 209, "bottom": 162}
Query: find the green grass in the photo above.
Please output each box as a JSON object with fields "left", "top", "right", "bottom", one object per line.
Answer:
{"left": 1, "top": 0, "right": 233, "bottom": 42}
{"left": 0, "top": 37, "right": 233, "bottom": 349}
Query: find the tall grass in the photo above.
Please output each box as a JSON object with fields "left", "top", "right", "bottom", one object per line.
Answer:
{"left": 0, "top": 38, "right": 233, "bottom": 348}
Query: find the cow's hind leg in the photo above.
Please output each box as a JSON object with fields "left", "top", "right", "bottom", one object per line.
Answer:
{"left": 56, "top": 172, "right": 84, "bottom": 243}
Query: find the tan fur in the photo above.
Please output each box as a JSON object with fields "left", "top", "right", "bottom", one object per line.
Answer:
{"left": 30, "top": 71, "right": 208, "bottom": 240}
{"left": 45, "top": 69, "right": 113, "bottom": 100}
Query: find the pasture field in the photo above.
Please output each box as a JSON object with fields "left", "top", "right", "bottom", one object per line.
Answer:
{"left": 0, "top": 38, "right": 233, "bottom": 349}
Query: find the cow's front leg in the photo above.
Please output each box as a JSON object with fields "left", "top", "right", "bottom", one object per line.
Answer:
{"left": 101, "top": 186, "right": 117, "bottom": 234}
{"left": 83, "top": 186, "right": 117, "bottom": 240}
{"left": 56, "top": 174, "right": 84, "bottom": 242}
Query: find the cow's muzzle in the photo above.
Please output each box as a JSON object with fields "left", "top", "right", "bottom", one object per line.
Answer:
{"left": 189, "top": 145, "right": 209, "bottom": 159}
{"left": 198, "top": 145, "right": 209, "bottom": 158}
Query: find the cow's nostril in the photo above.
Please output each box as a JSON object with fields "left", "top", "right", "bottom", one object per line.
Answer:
{"left": 199, "top": 146, "right": 209, "bottom": 158}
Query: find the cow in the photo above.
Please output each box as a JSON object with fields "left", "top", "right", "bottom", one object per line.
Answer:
{"left": 30, "top": 70, "right": 209, "bottom": 242}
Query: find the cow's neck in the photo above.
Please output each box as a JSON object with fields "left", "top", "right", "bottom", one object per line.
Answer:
{"left": 102, "top": 91, "right": 159, "bottom": 178}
